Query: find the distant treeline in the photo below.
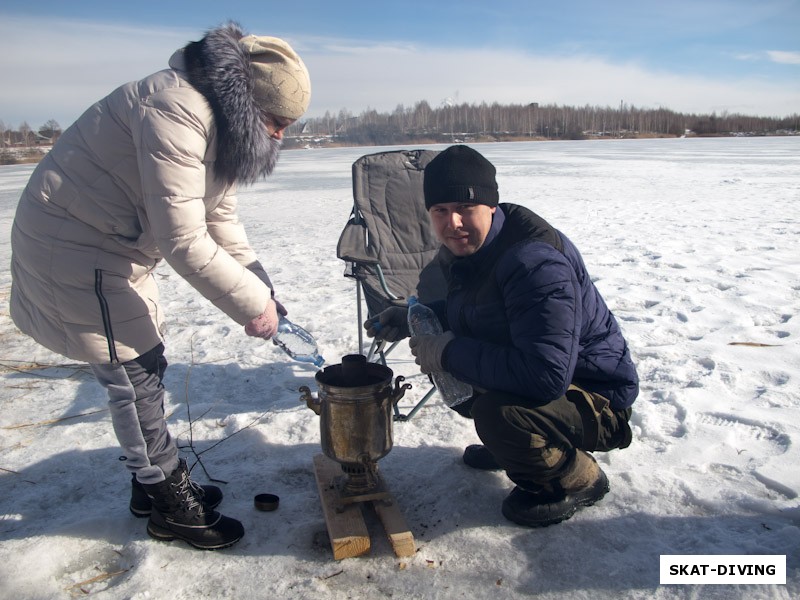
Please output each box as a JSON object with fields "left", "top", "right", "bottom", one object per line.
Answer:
{"left": 281, "top": 100, "right": 799, "bottom": 148}
{"left": 2, "top": 101, "right": 798, "bottom": 161}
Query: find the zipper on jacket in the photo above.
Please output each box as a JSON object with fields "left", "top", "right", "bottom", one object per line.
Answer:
{"left": 94, "top": 269, "right": 119, "bottom": 364}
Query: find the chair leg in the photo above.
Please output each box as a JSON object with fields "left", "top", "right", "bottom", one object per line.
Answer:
{"left": 357, "top": 310, "right": 433, "bottom": 422}
{"left": 366, "top": 338, "right": 382, "bottom": 362}
{"left": 366, "top": 338, "right": 401, "bottom": 364}
{"left": 356, "top": 280, "right": 364, "bottom": 355}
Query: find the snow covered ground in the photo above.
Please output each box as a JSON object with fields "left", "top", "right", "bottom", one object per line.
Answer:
{"left": 0, "top": 137, "right": 798, "bottom": 599}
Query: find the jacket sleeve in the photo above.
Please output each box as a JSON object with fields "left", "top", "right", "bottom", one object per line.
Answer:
{"left": 205, "top": 193, "right": 274, "bottom": 291}
{"left": 444, "top": 243, "right": 582, "bottom": 403}
{"left": 133, "top": 94, "right": 271, "bottom": 325}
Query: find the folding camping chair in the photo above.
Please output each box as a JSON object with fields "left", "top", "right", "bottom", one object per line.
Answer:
{"left": 336, "top": 149, "right": 446, "bottom": 420}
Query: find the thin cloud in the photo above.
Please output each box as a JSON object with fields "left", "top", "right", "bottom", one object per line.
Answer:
{"left": 0, "top": 16, "right": 194, "bottom": 126}
{"left": 304, "top": 43, "right": 800, "bottom": 117}
{"left": 2, "top": 15, "right": 798, "bottom": 128}
{"left": 767, "top": 50, "right": 800, "bottom": 65}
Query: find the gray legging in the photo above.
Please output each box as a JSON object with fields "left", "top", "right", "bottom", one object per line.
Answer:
{"left": 91, "top": 343, "right": 179, "bottom": 484}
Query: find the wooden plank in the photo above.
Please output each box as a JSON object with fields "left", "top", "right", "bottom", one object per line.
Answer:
{"left": 312, "top": 454, "right": 370, "bottom": 560}
{"left": 372, "top": 498, "right": 416, "bottom": 557}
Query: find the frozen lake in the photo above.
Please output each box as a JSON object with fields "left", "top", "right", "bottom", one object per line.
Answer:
{"left": 1, "top": 136, "right": 799, "bottom": 599}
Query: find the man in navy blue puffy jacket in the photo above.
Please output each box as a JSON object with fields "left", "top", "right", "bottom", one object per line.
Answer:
{"left": 366, "top": 144, "right": 638, "bottom": 527}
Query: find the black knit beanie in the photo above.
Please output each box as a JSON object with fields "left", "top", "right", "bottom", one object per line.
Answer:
{"left": 423, "top": 145, "right": 499, "bottom": 209}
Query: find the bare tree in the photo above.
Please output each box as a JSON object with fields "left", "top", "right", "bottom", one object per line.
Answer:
{"left": 18, "top": 121, "right": 32, "bottom": 147}
{"left": 38, "top": 119, "right": 62, "bottom": 141}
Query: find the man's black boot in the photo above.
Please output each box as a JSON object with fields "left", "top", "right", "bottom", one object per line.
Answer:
{"left": 462, "top": 444, "right": 502, "bottom": 471}
{"left": 141, "top": 459, "right": 243, "bottom": 550}
{"left": 501, "top": 450, "right": 609, "bottom": 527}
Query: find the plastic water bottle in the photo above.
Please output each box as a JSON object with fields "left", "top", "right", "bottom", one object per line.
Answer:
{"left": 273, "top": 316, "right": 325, "bottom": 368}
{"left": 406, "top": 296, "right": 473, "bottom": 407}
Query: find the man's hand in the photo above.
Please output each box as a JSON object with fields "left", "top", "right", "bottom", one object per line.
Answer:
{"left": 409, "top": 331, "right": 455, "bottom": 374}
{"left": 364, "top": 306, "right": 409, "bottom": 342}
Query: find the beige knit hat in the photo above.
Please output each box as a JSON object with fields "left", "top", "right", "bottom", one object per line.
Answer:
{"left": 240, "top": 35, "right": 311, "bottom": 120}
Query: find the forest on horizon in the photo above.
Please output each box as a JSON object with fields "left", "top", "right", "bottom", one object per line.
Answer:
{"left": 281, "top": 99, "right": 799, "bottom": 148}
{"left": 2, "top": 98, "right": 798, "bottom": 162}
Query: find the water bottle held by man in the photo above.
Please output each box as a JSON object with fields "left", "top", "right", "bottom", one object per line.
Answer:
{"left": 406, "top": 296, "right": 472, "bottom": 407}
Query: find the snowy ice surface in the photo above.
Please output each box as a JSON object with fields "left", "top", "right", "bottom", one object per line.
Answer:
{"left": 0, "top": 137, "right": 798, "bottom": 599}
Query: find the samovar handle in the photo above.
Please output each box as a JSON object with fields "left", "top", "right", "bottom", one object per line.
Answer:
{"left": 390, "top": 376, "right": 412, "bottom": 406}
{"left": 299, "top": 385, "right": 321, "bottom": 415}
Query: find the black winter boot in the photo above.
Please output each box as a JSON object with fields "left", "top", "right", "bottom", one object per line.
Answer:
{"left": 501, "top": 450, "right": 609, "bottom": 527}
{"left": 462, "top": 444, "right": 502, "bottom": 471}
{"left": 141, "top": 460, "right": 244, "bottom": 550}
{"left": 130, "top": 471, "right": 223, "bottom": 518}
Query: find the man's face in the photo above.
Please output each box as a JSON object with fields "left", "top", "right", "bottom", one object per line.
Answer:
{"left": 428, "top": 202, "right": 497, "bottom": 257}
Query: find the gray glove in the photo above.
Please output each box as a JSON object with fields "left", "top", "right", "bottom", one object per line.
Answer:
{"left": 409, "top": 331, "right": 455, "bottom": 374}
{"left": 364, "top": 306, "right": 410, "bottom": 342}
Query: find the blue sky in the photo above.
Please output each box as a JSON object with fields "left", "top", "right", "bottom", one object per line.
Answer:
{"left": 1, "top": 0, "right": 798, "bottom": 129}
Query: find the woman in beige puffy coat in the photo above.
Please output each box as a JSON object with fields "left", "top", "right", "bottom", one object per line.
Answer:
{"left": 9, "top": 22, "right": 310, "bottom": 550}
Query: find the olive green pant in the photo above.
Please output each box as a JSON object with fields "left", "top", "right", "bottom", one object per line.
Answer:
{"left": 464, "top": 384, "right": 632, "bottom": 489}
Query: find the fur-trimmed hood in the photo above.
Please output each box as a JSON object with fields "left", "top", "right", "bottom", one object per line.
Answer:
{"left": 181, "top": 22, "right": 276, "bottom": 186}
{"left": 10, "top": 22, "right": 279, "bottom": 364}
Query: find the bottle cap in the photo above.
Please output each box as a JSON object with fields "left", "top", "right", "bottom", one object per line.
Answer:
{"left": 254, "top": 493, "right": 280, "bottom": 512}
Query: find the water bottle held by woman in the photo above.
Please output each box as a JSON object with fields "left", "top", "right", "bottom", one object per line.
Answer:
{"left": 273, "top": 316, "right": 325, "bottom": 368}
